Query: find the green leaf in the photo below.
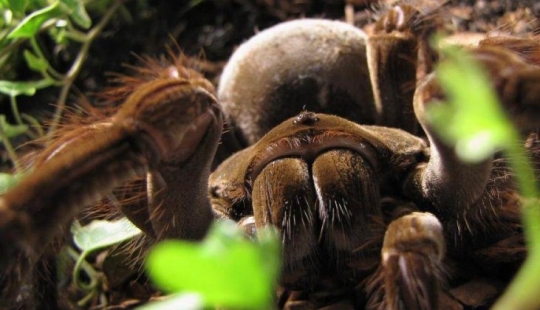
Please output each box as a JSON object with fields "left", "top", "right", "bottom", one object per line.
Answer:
{"left": 8, "top": 2, "right": 62, "bottom": 38}
{"left": 255, "top": 227, "right": 281, "bottom": 284}
{"left": 0, "top": 79, "right": 54, "bottom": 96}
{"left": 428, "top": 45, "right": 513, "bottom": 162}
{"left": 0, "top": 114, "right": 28, "bottom": 138}
{"left": 7, "top": 0, "right": 29, "bottom": 15}
{"left": 59, "top": 0, "right": 90, "bottom": 29}
{"left": 71, "top": 218, "right": 142, "bottom": 252}
{"left": 136, "top": 293, "right": 204, "bottom": 310}
{"left": 23, "top": 49, "right": 48, "bottom": 72}
{"left": 0, "top": 172, "right": 21, "bottom": 194}
{"left": 146, "top": 221, "right": 279, "bottom": 308}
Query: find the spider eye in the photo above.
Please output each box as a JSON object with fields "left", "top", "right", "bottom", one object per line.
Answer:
{"left": 292, "top": 111, "right": 319, "bottom": 126}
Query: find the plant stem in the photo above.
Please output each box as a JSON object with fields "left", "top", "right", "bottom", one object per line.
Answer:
{"left": 30, "top": 37, "right": 63, "bottom": 81}
{"left": 492, "top": 133, "right": 540, "bottom": 309}
{"left": 72, "top": 251, "right": 99, "bottom": 291}
{"left": 68, "top": 247, "right": 99, "bottom": 292}
{"left": 67, "top": 246, "right": 101, "bottom": 307}
{"left": 9, "top": 96, "right": 23, "bottom": 125}
{"left": 506, "top": 143, "right": 540, "bottom": 252}
{"left": 0, "top": 121, "right": 20, "bottom": 172}
{"left": 21, "top": 113, "right": 45, "bottom": 138}
{"left": 492, "top": 253, "right": 540, "bottom": 309}
{"left": 63, "top": 27, "right": 88, "bottom": 42}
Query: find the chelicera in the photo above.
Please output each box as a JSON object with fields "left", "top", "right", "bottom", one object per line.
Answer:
{"left": 0, "top": 2, "right": 538, "bottom": 309}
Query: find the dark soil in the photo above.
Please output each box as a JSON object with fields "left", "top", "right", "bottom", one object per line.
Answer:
{"left": 86, "top": 0, "right": 539, "bottom": 86}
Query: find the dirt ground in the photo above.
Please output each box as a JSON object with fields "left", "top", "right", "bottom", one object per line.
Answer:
{"left": 61, "top": 0, "right": 540, "bottom": 99}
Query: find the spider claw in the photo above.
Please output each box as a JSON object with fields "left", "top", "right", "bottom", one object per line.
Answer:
{"left": 381, "top": 212, "right": 445, "bottom": 310}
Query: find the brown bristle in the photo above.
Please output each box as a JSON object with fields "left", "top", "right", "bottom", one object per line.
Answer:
{"left": 80, "top": 176, "right": 147, "bottom": 223}
{"left": 98, "top": 46, "right": 208, "bottom": 106}
{"left": 18, "top": 97, "right": 112, "bottom": 171}
{"left": 371, "top": 0, "right": 450, "bottom": 34}
{"left": 480, "top": 35, "right": 540, "bottom": 65}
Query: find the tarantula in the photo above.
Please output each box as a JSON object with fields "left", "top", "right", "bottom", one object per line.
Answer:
{"left": 0, "top": 2, "right": 539, "bottom": 309}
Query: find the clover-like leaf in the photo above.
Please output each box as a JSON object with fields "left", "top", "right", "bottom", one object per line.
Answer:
{"left": 72, "top": 218, "right": 142, "bottom": 252}
{"left": 23, "top": 49, "right": 48, "bottom": 72}
{"left": 0, "top": 79, "right": 54, "bottom": 96}
{"left": 0, "top": 114, "right": 28, "bottom": 138}
{"left": 8, "top": 2, "right": 62, "bottom": 38}
{"left": 146, "top": 221, "right": 279, "bottom": 308}
{"left": 59, "top": 0, "right": 91, "bottom": 29}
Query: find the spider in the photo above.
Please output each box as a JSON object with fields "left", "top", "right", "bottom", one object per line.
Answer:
{"left": 0, "top": 2, "right": 538, "bottom": 309}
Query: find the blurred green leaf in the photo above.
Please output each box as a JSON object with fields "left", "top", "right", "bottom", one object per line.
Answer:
{"left": 146, "top": 221, "right": 279, "bottom": 308}
{"left": 59, "top": 0, "right": 90, "bottom": 29}
{"left": 7, "top": 0, "right": 29, "bottom": 15}
{"left": 431, "top": 37, "right": 540, "bottom": 310}
{"left": 8, "top": 2, "right": 61, "bottom": 38}
{"left": 23, "top": 49, "right": 48, "bottom": 72}
{"left": 137, "top": 293, "right": 204, "bottom": 310}
{"left": 0, "top": 172, "right": 20, "bottom": 194}
{"left": 0, "top": 114, "right": 28, "bottom": 138}
{"left": 0, "top": 79, "right": 54, "bottom": 96}
{"left": 428, "top": 45, "right": 513, "bottom": 162}
{"left": 72, "top": 218, "right": 142, "bottom": 252}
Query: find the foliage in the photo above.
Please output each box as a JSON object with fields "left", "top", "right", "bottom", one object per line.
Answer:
{"left": 429, "top": 44, "right": 540, "bottom": 310}
{"left": 142, "top": 221, "right": 280, "bottom": 310}
{"left": 137, "top": 293, "right": 204, "bottom": 310}
{"left": 69, "top": 219, "right": 280, "bottom": 309}
{"left": 70, "top": 218, "right": 143, "bottom": 307}
{"left": 0, "top": 0, "right": 121, "bottom": 180}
